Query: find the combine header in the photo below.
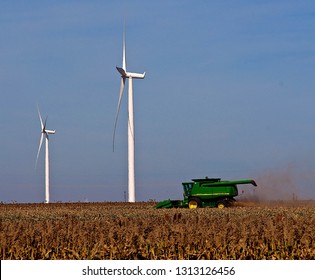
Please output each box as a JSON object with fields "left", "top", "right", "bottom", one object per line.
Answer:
{"left": 156, "top": 177, "right": 257, "bottom": 209}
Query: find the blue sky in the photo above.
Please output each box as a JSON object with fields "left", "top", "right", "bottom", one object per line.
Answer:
{"left": 1, "top": 0, "right": 315, "bottom": 202}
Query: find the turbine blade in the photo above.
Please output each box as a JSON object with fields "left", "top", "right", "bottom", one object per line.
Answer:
{"left": 113, "top": 77, "right": 126, "bottom": 151}
{"left": 37, "top": 105, "right": 44, "bottom": 130}
{"left": 35, "top": 133, "right": 44, "bottom": 169}
{"left": 44, "top": 117, "right": 47, "bottom": 132}
{"left": 122, "top": 24, "right": 126, "bottom": 71}
{"left": 116, "top": 66, "right": 126, "bottom": 77}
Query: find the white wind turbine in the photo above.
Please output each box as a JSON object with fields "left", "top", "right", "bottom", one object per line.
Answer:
{"left": 35, "top": 106, "right": 56, "bottom": 203}
{"left": 113, "top": 26, "right": 145, "bottom": 203}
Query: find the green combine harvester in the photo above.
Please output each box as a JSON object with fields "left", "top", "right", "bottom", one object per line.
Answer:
{"left": 155, "top": 177, "right": 257, "bottom": 209}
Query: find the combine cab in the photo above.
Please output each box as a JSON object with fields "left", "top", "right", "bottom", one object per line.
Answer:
{"left": 155, "top": 177, "right": 257, "bottom": 209}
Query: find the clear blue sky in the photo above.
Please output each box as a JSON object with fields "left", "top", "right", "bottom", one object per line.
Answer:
{"left": 1, "top": 0, "right": 315, "bottom": 202}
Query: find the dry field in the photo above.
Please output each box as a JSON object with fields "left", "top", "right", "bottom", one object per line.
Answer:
{"left": 1, "top": 201, "right": 315, "bottom": 260}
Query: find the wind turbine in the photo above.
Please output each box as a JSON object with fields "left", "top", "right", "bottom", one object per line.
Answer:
{"left": 113, "top": 26, "right": 145, "bottom": 203}
{"left": 35, "top": 106, "right": 56, "bottom": 203}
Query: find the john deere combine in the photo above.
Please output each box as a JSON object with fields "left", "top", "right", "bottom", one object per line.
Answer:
{"left": 155, "top": 177, "right": 257, "bottom": 209}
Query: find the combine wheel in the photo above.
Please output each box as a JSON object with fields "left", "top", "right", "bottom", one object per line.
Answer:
{"left": 217, "top": 201, "right": 226, "bottom": 209}
{"left": 188, "top": 197, "right": 201, "bottom": 209}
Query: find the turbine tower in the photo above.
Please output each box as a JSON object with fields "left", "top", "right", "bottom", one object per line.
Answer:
{"left": 113, "top": 26, "right": 145, "bottom": 202}
{"left": 36, "top": 106, "right": 56, "bottom": 203}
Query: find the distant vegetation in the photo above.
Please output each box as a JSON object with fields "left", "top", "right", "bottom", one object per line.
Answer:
{"left": 1, "top": 201, "right": 315, "bottom": 259}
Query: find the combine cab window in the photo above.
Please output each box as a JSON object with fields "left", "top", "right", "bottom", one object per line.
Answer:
{"left": 182, "top": 183, "right": 194, "bottom": 197}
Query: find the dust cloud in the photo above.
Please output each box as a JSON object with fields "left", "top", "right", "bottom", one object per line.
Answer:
{"left": 240, "top": 163, "right": 315, "bottom": 201}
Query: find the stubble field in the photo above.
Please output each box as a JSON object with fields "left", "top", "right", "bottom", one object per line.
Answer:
{"left": 1, "top": 201, "right": 315, "bottom": 260}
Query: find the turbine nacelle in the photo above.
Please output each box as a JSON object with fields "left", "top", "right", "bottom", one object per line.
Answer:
{"left": 116, "top": 67, "right": 145, "bottom": 79}
{"left": 126, "top": 71, "right": 146, "bottom": 79}
{"left": 44, "top": 129, "right": 56, "bottom": 135}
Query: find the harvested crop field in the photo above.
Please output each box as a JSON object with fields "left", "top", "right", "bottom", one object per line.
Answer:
{"left": 1, "top": 201, "right": 315, "bottom": 260}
